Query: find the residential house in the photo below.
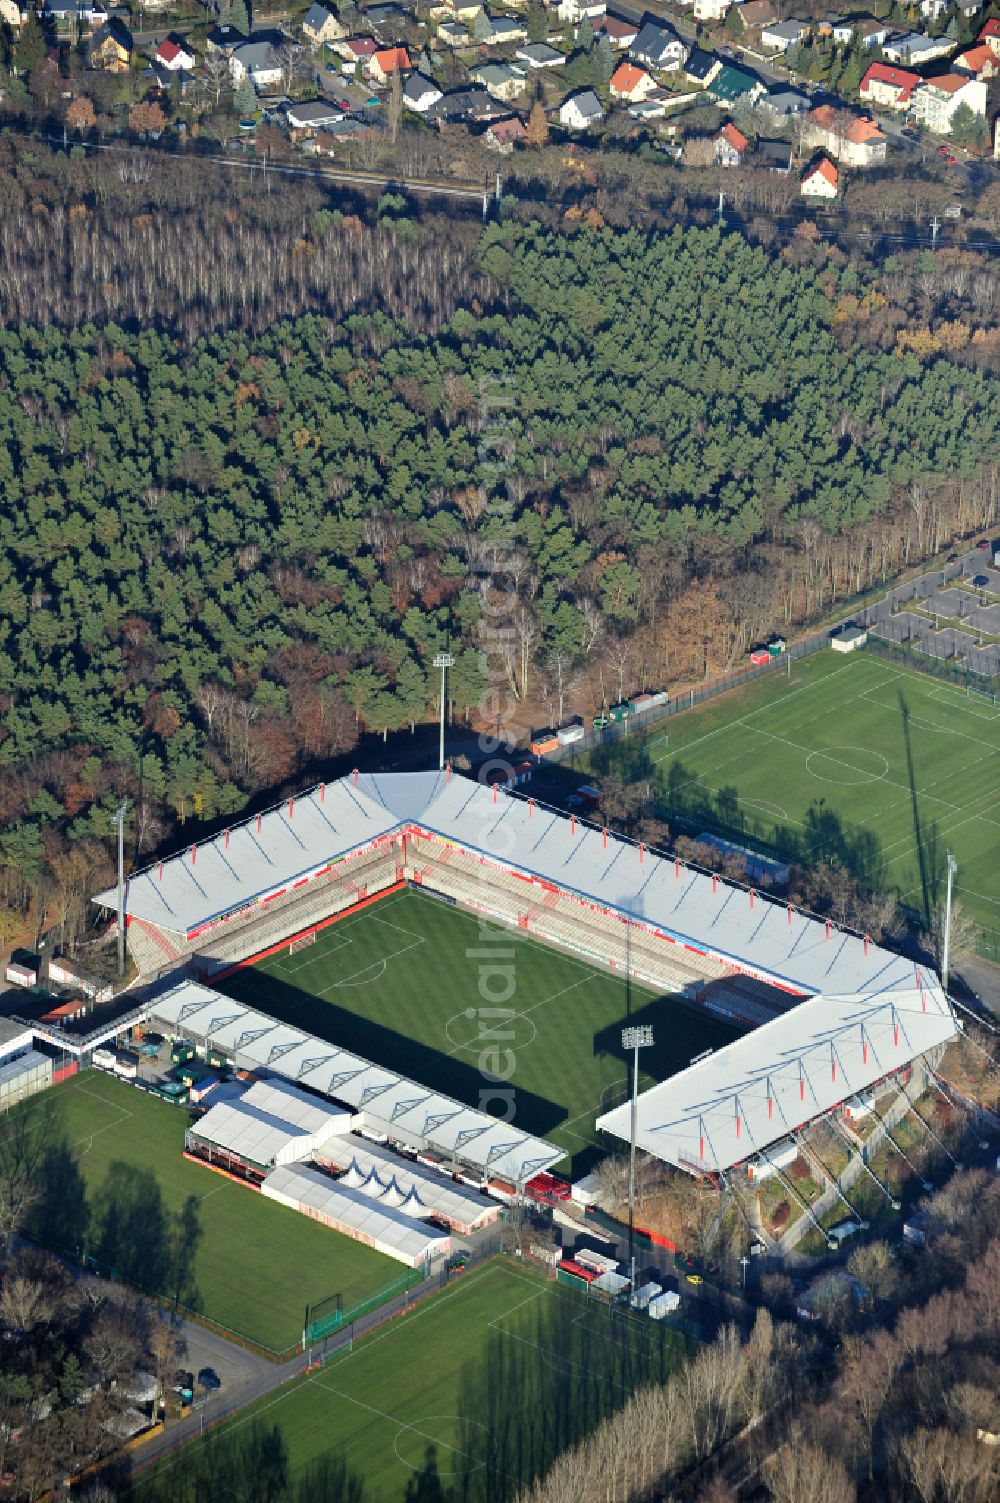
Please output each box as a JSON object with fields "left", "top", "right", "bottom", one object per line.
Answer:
{"left": 693, "top": 0, "right": 731, "bottom": 21}
{"left": 555, "top": 0, "right": 605, "bottom": 20}
{"left": 953, "top": 43, "right": 998, "bottom": 78}
{"left": 436, "top": 20, "right": 472, "bottom": 44}
{"left": 918, "top": 0, "right": 947, "bottom": 19}
{"left": 484, "top": 15, "right": 529, "bottom": 43}
{"left": 881, "top": 32, "right": 951, "bottom": 64}
{"left": 803, "top": 103, "right": 886, "bottom": 165}
{"left": 469, "top": 60, "right": 525, "bottom": 99}
{"left": 714, "top": 120, "right": 749, "bottom": 163}
{"left": 302, "top": 3, "right": 347, "bottom": 46}
{"left": 708, "top": 62, "right": 765, "bottom": 105}
{"left": 760, "top": 17, "right": 808, "bottom": 51}
{"left": 628, "top": 92, "right": 670, "bottom": 117}
{"left": 403, "top": 70, "right": 443, "bottom": 110}
{"left": 429, "top": 84, "right": 503, "bottom": 120}
{"left": 559, "top": 87, "right": 604, "bottom": 127}
{"left": 88, "top": 18, "right": 132, "bottom": 70}
{"left": 595, "top": 13, "right": 637, "bottom": 47}
{"left": 286, "top": 97, "right": 347, "bottom": 135}
{"left": 859, "top": 61, "right": 920, "bottom": 110}
{"left": 155, "top": 35, "right": 196, "bottom": 70}
{"left": 630, "top": 20, "right": 687, "bottom": 71}
{"left": 368, "top": 46, "right": 411, "bottom": 83}
{"left": 44, "top": 0, "right": 107, "bottom": 30}
{"left": 757, "top": 137, "right": 792, "bottom": 171}
{"left": 685, "top": 47, "right": 722, "bottom": 87}
{"left": 767, "top": 85, "right": 808, "bottom": 114}
{"left": 854, "top": 17, "right": 888, "bottom": 47}
{"left": 230, "top": 39, "right": 285, "bottom": 89}
{"left": 515, "top": 40, "right": 564, "bottom": 65}
{"left": 977, "top": 15, "right": 1000, "bottom": 53}
{"left": 609, "top": 60, "right": 657, "bottom": 100}
{"left": 206, "top": 23, "right": 246, "bottom": 52}
{"left": 912, "top": 72, "right": 987, "bottom": 131}
{"left": 485, "top": 114, "right": 527, "bottom": 150}
{"left": 801, "top": 155, "right": 838, "bottom": 196}
{"left": 957, "top": 0, "right": 981, "bottom": 13}
{"left": 364, "top": 2, "right": 406, "bottom": 35}
{"left": 333, "top": 34, "right": 378, "bottom": 64}
{"left": 735, "top": 0, "right": 776, "bottom": 33}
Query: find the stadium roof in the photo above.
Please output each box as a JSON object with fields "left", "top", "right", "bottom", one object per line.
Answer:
{"left": 100, "top": 770, "right": 934, "bottom": 1002}
{"left": 147, "top": 979, "right": 562, "bottom": 1184}
{"left": 261, "top": 1164, "right": 448, "bottom": 1264}
{"left": 190, "top": 1099, "right": 316, "bottom": 1170}
{"left": 597, "top": 985, "right": 956, "bottom": 1173}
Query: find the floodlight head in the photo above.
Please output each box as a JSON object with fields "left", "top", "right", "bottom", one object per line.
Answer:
{"left": 112, "top": 799, "right": 129, "bottom": 827}
{"left": 946, "top": 851, "right": 958, "bottom": 875}
{"left": 622, "top": 1025, "right": 654, "bottom": 1050}
{"left": 433, "top": 653, "right": 455, "bottom": 669}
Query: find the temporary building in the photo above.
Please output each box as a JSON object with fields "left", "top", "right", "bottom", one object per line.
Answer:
{"left": 322, "top": 1137, "right": 502, "bottom": 1233}
{"left": 261, "top": 1164, "right": 449, "bottom": 1267}
{"left": 188, "top": 1079, "right": 352, "bottom": 1173}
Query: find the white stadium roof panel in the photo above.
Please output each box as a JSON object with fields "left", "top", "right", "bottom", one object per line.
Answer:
{"left": 597, "top": 986, "right": 956, "bottom": 1173}
{"left": 146, "top": 980, "right": 562, "bottom": 1184}
{"left": 261, "top": 1164, "right": 448, "bottom": 1263}
{"left": 192, "top": 1100, "right": 306, "bottom": 1167}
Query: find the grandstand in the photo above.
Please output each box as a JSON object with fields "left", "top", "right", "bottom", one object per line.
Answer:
{"left": 92, "top": 769, "right": 958, "bottom": 1184}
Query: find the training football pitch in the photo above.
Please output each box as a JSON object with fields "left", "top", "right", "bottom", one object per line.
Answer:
{"left": 216, "top": 890, "right": 739, "bottom": 1176}
{"left": 591, "top": 650, "right": 1000, "bottom": 936}
{"left": 8, "top": 1071, "right": 399, "bottom": 1352}
{"left": 131, "top": 1261, "right": 687, "bottom": 1502}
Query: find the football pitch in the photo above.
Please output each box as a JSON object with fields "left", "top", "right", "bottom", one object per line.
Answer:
{"left": 592, "top": 651, "right": 1000, "bottom": 936}
{"left": 131, "top": 1261, "right": 688, "bottom": 1503}
{"left": 6, "top": 1071, "right": 399, "bottom": 1352}
{"left": 215, "top": 890, "right": 739, "bottom": 1175}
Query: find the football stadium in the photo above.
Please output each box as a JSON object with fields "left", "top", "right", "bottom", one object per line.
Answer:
{"left": 81, "top": 769, "right": 957, "bottom": 1195}
{"left": 0, "top": 764, "right": 960, "bottom": 1351}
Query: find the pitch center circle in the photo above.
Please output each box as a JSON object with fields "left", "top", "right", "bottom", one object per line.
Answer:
{"left": 804, "top": 747, "right": 889, "bottom": 786}
{"left": 444, "top": 1009, "right": 536, "bottom": 1053}
{"left": 393, "top": 1415, "right": 495, "bottom": 1477}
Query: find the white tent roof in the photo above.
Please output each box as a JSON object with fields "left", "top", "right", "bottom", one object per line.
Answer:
{"left": 262, "top": 1164, "right": 448, "bottom": 1262}
{"left": 191, "top": 1099, "right": 307, "bottom": 1168}
{"left": 241, "top": 1077, "right": 350, "bottom": 1137}
{"left": 147, "top": 979, "right": 562, "bottom": 1184}
{"left": 326, "top": 1137, "right": 499, "bottom": 1226}
{"left": 101, "top": 770, "right": 939, "bottom": 1000}
{"left": 597, "top": 986, "right": 957, "bottom": 1173}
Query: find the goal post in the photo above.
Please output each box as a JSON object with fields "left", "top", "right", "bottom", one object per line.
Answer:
{"left": 966, "top": 684, "right": 997, "bottom": 707}
{"left": 289, "top": 930, "right": 318, "bottom": 957}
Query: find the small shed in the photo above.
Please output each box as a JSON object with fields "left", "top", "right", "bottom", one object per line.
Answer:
{"left": 830, "top": 624, "right": 868, "bottom": 653}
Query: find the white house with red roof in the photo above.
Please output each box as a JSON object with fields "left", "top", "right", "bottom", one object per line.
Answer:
{"left": 609, "top": 60, "right": 657, "bottom": 100}
{"left": 714, "top": 120, "right": 749, "bottom": 165}
{"left": 803, "top": 104, "right": 886, "bottom": 166}
{"left": 978, "top": 16, "right": 1000, "bottom": 55}
{"left": 952, "top": 42, "right": 998, "bottom": 79}
{"left": 368, "top": 45, "right": 411, "bottom": 84}
{"left": 913, "top": 72, "right": 987, "bottom": 132}
{"left": 155, "top": 35, "right": 195, "bottom": 70}
{"left": 800, "top": 155, "right": 838, "bottom": 198}
{"left": 859, "top": 61, "right": 919, "bottom": 110}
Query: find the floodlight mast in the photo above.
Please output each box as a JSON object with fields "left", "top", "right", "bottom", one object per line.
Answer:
{"left": 433, "top": 653, "right": 455, "bottom": 771}
{"left": 111, "top": 800, "right": 129, "bottom": 979}
{"left": 622, "top": 1023, "right": 654, "bottom": 1295}
{"left": 942, "top": 850, "right": 958, "bottom": 991}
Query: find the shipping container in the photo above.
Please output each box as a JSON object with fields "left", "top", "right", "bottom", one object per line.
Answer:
{"left": 609, "top": 703, "right": 630, "bottom": 723}
{"left": 170, "top": 1042, "right": 196, "bottom": 1066}
{"left": 113, "top": 1051, "right": 139, "bottom": 1081}
{"left": 555, "top": 723, "right": 584, "bottom": 745}
{"left": 529, "top": 733, "right": 560, "bottom": 755}
{"left": 629, "top": 693, "right": 654, "bottom": 713}
{"left": 93, "top": 1047, "right": 116, "bottom": 1070}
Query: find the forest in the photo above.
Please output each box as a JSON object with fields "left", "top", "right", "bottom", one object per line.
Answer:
{"left": 0, "top": 187, "right": 998, "bottom": 948}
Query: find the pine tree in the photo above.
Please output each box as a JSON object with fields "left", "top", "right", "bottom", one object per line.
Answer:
{"left": 723, "top": 3, "right": 743, "bottom": 39}
{"left": 14, "top": 12, "right": 46, "bottom": 76}
{"left": 595, "top": 32, "right": 613, "bottom": 89}
{"left": 230, "top": 0, "right": 251, "bottom": 37}
{"left": 576, "top": 16, "right": 595, "bottom": 51}
{"left": 234, "top": 75, "right": 257, "bottom": 114}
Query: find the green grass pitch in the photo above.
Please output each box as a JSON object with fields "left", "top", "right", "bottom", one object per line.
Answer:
{"left": 8, "top": 1071, "right": 399, "bottom": 1352}
{"left": 215, "top": 890, "right": 740, "bottom": 1176}
{"left": 130, "top": 1261, "right": 688, "bottom": 1502}
{"left": 588, "top": 650, "right": 1000, "bottom": 937}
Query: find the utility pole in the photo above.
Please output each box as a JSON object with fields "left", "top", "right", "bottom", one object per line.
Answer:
{"left": 111, "top": 801, "right": 129, "bottom": 980}
{"left": 433, "top": 653, "right": 454, "bottom": 770}
{"left": 941, "top": 850, "right": 957, "bottom": 990}
{"left": 930, "top": 213, "right": 941, "bottom": 246}
{"left": 717, "top": 189, "right": 725, "bottom": 224}
{"left": 740, "top": 1255, "right": 749, "bottom": 1291}
{"left": 622, "top": 1024, "right": 654, "bottom": 1296}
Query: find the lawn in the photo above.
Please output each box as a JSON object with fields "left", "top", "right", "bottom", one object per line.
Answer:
{"left": 130, "top": 1260, "right": 688, "bottom": 1503}
{"left": 10, "top": 1071, "right": 400, "bottom": 1353}
{"left": 586, "top": 650, "right": 1000, "bottom": 935}
{"left": 215, "top": 890, "right": 739, "bottom": 1177}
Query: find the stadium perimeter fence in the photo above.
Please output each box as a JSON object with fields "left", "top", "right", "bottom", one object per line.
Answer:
{"left": 861, "top": 634, "right": 1000, "bottom": 695}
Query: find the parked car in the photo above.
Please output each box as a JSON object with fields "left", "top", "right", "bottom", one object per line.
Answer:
{"left": 198, "top": 1367, "right": 222, "bottom": 1391}
{"left": 976, "top": 539, "right": 991, "bottom": 551}
{"left": 937, "top": 144, "right": 950, "bottom": 155}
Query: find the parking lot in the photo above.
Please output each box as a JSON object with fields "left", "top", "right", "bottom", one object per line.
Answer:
{"left": 858, "top": 545, "right": 1000, "bottom": 679}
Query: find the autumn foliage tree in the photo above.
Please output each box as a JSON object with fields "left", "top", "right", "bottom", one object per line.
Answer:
{"left": 128, "top": 100, "right": 166, "bottom": 135}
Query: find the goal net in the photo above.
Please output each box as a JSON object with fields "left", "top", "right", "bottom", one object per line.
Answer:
{"left": 289, "top": 930, "right": 318, "bottom": 956}
{"left": 966, "top": 684, "right": 997, "bottom": 707}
